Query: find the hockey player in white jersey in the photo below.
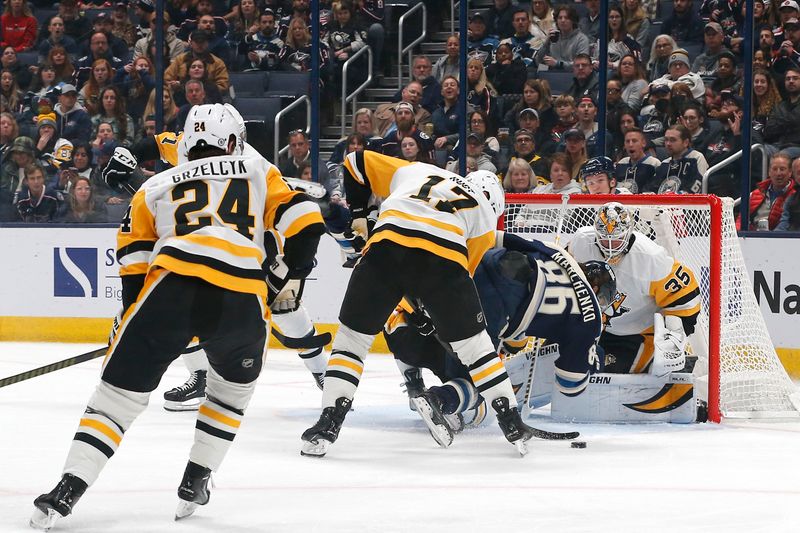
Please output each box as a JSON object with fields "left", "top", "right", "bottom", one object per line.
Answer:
{"left": 31, "top": 104, "right": 326, "bottom": 529}
{"left": 103, "top": 106, "right": 330, "bottom": 410}
{"left": 567, "top": 199, "right": 701, "bottom": 376}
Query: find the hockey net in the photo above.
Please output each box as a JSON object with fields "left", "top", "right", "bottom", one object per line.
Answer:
{"left": 502, "top": 193, "right": 799, "bottom": 422}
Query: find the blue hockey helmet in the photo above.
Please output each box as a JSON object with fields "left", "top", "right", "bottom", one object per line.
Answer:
{"left": 579, "top": 156, "right": 615, "bottom": 182}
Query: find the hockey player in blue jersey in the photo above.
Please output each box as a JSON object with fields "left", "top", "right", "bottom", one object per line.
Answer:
{"left": 387, "top": 237, "right": 616, "bottom": 446}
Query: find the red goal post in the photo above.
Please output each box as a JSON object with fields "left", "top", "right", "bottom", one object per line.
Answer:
{"left": 501, "top": 193, "right": 800, "bottom": 423}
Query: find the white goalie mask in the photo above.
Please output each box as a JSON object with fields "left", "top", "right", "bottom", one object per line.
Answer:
{"left": 594, "top": 202, "right": 634, "bottom": 260}
{"left": 180, "top": 103, "right": 244, "bottom": 161}
{"left": 465, "top": 170, "right": 505, "bottom": 218}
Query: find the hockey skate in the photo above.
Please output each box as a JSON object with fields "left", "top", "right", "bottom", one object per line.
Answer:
{"left": 411, "top": 391, "right": 455, "bottom": 448}
{"left": 300, "top": 397, "right": 352, "bottom": 457}
{"left": 30, "top": 473, "right": 87, "bottom": 531}
{"left": 492, "top": 397, "right": 535, "bottom": 456}
{"left": 401, "top": 367, "right": 426, "bottom": 411}
{"left": 163, "top": 370, "right": 206, "bottom": 412}
{"left": 175, "top": 461, "right": 212, "bottom": 520}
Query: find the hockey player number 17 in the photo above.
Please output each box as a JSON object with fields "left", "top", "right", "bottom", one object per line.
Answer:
{"left": 409, "top": 175, "right": 479, "bottom": 213}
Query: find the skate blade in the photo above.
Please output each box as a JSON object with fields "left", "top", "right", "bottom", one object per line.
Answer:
{"left": 514, "top": 439, "right": 529, "bottom": 457}
{"left": 163, "top": 398, "right": 203, "bottom": 412}
{"left": 300, "top": 438, "right": 330, "bottom": 457}
{"left": 411, "top": 396, "right": 454, "bottom": 448}
{"left": 30, "top": 507, "right": 60, "bottom": 531}
{"left": 175, "top": 500, "right": 199, "bottom": 521}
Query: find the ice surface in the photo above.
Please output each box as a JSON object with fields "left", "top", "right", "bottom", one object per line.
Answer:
{"left": 1, "top": 342, "right": 799, "bottom": 533}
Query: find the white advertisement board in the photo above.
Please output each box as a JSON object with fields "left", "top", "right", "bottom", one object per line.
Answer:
{"left": 0, "top": 227, "right": 797, "bottom": 351}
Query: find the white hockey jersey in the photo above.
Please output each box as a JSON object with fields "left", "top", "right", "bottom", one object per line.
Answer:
{"left": 343, "top": 151, "right": 498, "bottom": 273}
{"left": 566, "top": 226, "right": 700, "bottom": 337}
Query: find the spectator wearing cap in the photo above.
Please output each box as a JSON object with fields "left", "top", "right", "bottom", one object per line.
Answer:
{"left": 181, "top": 13, "right": 232, "bottom": 64}
{"left": 561, "top": 128, "right": 589, "bottom": 179}
{"left": 112, "top": 2, "right": 138, "bottom": 48}
{"left": 504, "top": 79, "right": 557, "bottom": 141}
{"left": 91, "top": 12, "right": 131, "bottom": 62}
{"left": 640, "top": 83, "right": 672, "bottom": 140}
{"left": 374, "top": 81, "right": 431, "bottom": 137}
{"left": 773, "top": 17, "right": 800, "bottom": 74}
{"left": 485, "top": 42, "right": 527, "bottom": 95}
{"left": 370, "top": 101, "right": 434, "bottom": 160}
{"left": 661, "top": 0, "right": 704, "bottom": 43}
{"left": 0, "top": 136, "right": 38, "bottom": 220}
{"left": 430, "top": 76, "right": 460, "bottom": 150}
{"left": 16, "top": 162, "right": 61, "bottom": 223}
{"left": 73, "top": 32, "right": 125, "bottom": 87}
{"left": 654, "top": 47, "right": 706, "bottom": 101}
{"left": 488, "top": 0, "right": 516, "bottom": 40}
{"left": 54, "top": 83, "right": 92, "bottom": 144}
{"left": 655, "top": 124, "right": 709, "bottom": 193}
{"left": 37, "top": 16, "right": 80, "bottom": 63}
{"left": 692, "top": 23, "right": 730, "bottom": 86}
{"left": 703, "top": 91, "right": 749, "bottom": 198}
{"left": 133, "top": 11, "right": 187, "bottom": 63}
{"left": 498, "top": 128, "right": 549, "bottom": 185}
{"left": 614, "top": 127, "right": 661, "bottom": 193}
{"left": 467, "top": 11, "right": 500, "bottom": 66}
{"left": 34, "top": 112, "right": 59, "bottom": 162}
{"left": 164, "top": 29, "right": 230, "bottom": 100}
{"left": 446, "top": 132, "right": 497, "bottom": 173}
{"left": 244, "top": 9, "right": 284, "bottom": 71}
{"left": 499, "top": 8, "right": 541, "bottom": 70}
{"left": 764, "top": 64, "right": 800, "bottom": 157}
{"left": 0, "top": 0, "right": 37, "bottom": 53}
{"left": 516, "top": 106, "right": 556, "bottom": 157}
{"left": 565, "top": 53, "right": 599, "bottom": 102}
{"left": 393, "top": 55, "right": 441, "bottom": 114}
{"left": 46, "top": 0, "right": 92, "bottom": 44}
{"left": 535, "top": 5, "right": 590, "bottom": 71}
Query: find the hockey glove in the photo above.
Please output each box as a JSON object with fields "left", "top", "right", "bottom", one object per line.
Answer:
{"left": 270, "top": 279, "right": 302, "bottom": 314}
{"left": 406, "top": 309, "right": 435, "bottom": 336}
{"left": 651, "top": 313, "right": 687, "bottom": 377}
{"left": 267, "top": 255, "right": 291, "bottom": 307}
{"left": 102, "top": 147, "right": 138, "bottom": 189}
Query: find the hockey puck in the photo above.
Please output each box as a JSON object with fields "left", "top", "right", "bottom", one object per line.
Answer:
{"left": 570, "top": 441, "right": 587, "bottom": 449}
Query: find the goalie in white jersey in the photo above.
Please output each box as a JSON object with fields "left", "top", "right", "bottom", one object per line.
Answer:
{"left": 567, "top": 200, "right": 700, "bottom": 376}
{"left": 300, "top": 156, "right": 540, "bottom": 456}
{"left": 31, "top": 104, "right": 325, "bottom": 530}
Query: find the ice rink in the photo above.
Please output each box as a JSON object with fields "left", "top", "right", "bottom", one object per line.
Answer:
{"left": 1, "top": 342, "right": 799, "bottom": 533}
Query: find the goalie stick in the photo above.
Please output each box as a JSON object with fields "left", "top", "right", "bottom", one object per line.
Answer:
{"left": 408, "top": 300, "right": 579, "bottom": 441}
{"left": 271, "top": 328, "right": 332, "bottom": 350}
{"left": 0, "top": 347, "right": 107, "bottom": 388}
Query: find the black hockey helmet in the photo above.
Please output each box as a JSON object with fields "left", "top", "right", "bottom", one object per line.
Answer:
{"left": 579, "top": 156, "right": 615, "bottom": 182}
{"left": 580, "top": 260, "right": 617, "bottom": 310}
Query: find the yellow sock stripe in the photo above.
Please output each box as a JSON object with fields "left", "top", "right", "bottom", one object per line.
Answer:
{"left": 79, "top": 418, "right": 122, "bottom": 445}
{"left": 328, "top": 357, "right": 364, "bottom": 375}
{"left": 198, "top": 404, "right": 242, "bottom": 429}
{"left": 471, "top": 360, "right": 505, "bottom": 384}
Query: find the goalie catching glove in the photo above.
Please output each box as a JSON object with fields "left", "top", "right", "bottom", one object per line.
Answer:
{"left": 651, "top": 313, "right": 687, "bottom": 377}
{"left": 102, "top": 147, "right": 138, "bottom": 189}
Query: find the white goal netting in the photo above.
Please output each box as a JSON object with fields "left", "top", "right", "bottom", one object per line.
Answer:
{"left": 504, "top": 193, "right": 799, "bottom": 421}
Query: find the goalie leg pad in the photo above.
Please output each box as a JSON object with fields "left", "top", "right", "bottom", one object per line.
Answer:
{"left": 651, "top": 313, "right": 687, "bottom": 377}
{"left": 322, "top": 325, "right": 373, "bottom": 408}
{"left": 189, "top": 366, "right": 255, "bottom": 471}
{"left": 63, "top": 381, "right": 149, "bottom": 486}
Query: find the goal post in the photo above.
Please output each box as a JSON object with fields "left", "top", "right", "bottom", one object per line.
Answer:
{"left": 502, "top": 193, "right": 800, "bottom": 423}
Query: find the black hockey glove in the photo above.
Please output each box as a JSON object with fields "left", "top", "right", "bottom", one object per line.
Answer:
{"left": 102, "top": 147, "right": 138, "bottom": 189}
{"left": 407, "top": 309, "right": 435, "bottom": 337}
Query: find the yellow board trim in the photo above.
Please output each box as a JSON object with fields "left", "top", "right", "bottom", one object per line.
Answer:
{"left": 79, "top": 418, "right": 122, "bottom": 445}
{"left": 6, "top": 317, "right": 797, "bottom": 379}
{"left": 198, "top": 404, "right": 241, "bottom": 428}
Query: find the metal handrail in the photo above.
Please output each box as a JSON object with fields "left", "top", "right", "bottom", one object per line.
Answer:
{"left": 702, "top": 143, "right": 768, "bottom": 197}
{"left": 274, "top": 95, "right": 310, "bottom": 162}
{"left": 396, "top": 2, "right": 427, "bottom": 89}
{"left": 340, "top": 45, "right": 374, "bottom": 137}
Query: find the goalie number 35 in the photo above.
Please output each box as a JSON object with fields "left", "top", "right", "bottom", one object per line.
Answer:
{"left": 663, "top": 265, "right": 691, "bottom": 293}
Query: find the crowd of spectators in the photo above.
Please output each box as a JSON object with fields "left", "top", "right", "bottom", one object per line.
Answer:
{"left": 2, "top": 0, "right": 800, "bottom": 233}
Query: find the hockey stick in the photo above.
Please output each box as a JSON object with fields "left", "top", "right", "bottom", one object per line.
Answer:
{"left": 0, "top": 347, "right": 107, "bottom": 389}
{"left": 408, "top": 301, "right": 579, "bottom": 441}
{"left": 271, "top": 328, "right": 332, "bottom": 350}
